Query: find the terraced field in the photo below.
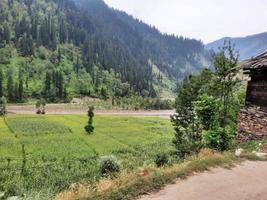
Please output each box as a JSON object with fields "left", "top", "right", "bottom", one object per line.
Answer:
{"left": 0, "top": 115, "right": 174, "bottom": 199}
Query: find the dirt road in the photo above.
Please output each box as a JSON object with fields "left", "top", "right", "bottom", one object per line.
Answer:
{"left": 139, "top": 161, "right": 267, "bottom": 200}
{"left": 7, "top": 104, "right": 174, "bottom": 118}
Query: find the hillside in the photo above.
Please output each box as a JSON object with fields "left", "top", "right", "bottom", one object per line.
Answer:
{"left": 0, "top": 0, "right": 211, "bottom": 103}
{"left": 206, "top": 32, "right": 267, "bottom": 60}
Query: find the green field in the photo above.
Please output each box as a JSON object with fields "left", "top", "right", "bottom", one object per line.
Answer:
{"left": 0, "top": 115, "right": 174, "bottom": 199}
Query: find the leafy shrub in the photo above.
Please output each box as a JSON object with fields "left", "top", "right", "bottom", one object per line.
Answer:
{"left": 171, "top": 119, "right": 202, "bottom": 158}
{"left": 194, "top": 94, "right": 218, "bottom": 130}
{"left": 155, "top": 152, "right": 169, "bottom": 167}
{"left": 202, "top": 125, "right": 235, "bottom": 151}
{"left": 99, "top": 155, "right": 121, "bottom": 176}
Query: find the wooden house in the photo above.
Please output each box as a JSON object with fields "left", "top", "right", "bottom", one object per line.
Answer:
{"left": 237, "top": 52, "right": 267, "bottom": 142}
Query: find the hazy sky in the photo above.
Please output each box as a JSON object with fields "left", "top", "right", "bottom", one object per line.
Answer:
{"left": 104, "top": 0, "right": 267, "bottom": 43}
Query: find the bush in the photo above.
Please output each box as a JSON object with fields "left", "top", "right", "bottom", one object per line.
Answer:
{"left": 36, "top": 99, "right": 46, "bottom": 115}
{"left": 85, "top": 106, "right": 95, "bottom": 134}
{"left": 155, "top": 152, "right": 169, "bottom": 167}
{"left": 0, "top": 97, "right": 7, "bottom": 116}
{"left": 99, "top": 155, "right": 121, "bottom": 176}
{"left": 202, "top": 125, "right": 235, "bottom": 151}
{"left": 37, "top": 46, "right": 49, "bottom": 60}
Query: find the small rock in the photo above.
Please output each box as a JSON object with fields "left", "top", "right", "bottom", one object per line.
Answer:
{"left": 255, "top": 152, "right": 267, "bottom": 158}
{"left": 235, "top": 148, "right": 244, "bottom": 156}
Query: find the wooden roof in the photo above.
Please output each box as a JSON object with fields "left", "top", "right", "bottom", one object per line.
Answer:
{"left": 243, "top": 52, "right": 267, "bottom": 70}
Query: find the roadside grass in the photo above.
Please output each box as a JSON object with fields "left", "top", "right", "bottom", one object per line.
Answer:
{"left": 56, "top": 141, "right": 267, "bottom": 200}
{"left": 237, "top": 139, "right": 267, "bottom": 161}
{"left": 57, "top": 152, "right": 236, "bottom": 200}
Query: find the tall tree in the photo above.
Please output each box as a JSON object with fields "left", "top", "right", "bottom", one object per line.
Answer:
{"left": 44, "top": 71, "right": 51, "bottom": 98}
{"left": 7, "top": 70, "right": 14, "bottom": 102}
{"left": 209, "top": 41, "right": 239, "bottom": 150}
{"left": 3, "top": 22, "right": 11, "bottom": 44}
{"left": 73, "top": 56, "right": 80, "bottom": 74}
{"left": 171, "top": 69, "right": 213, "bottom": 157}
{"left": 59, "top": 18, "right": 67, "bottom": 43}
{"left": 18, "top": 67, "right": 24, "bottom": 102}
{"left": 0, "top": 69, "right": 4, "bottom": 97}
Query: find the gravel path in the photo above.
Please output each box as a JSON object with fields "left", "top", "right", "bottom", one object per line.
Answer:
{"left": 139, "top": 161, "right": 267, "bottom": 200}
{"left": 7, "top": 104, "right": 174, "bottom": 118}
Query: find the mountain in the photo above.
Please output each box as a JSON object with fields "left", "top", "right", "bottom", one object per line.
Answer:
{"left": 0, "top": 0, "right": 211, "bottom": 103}
{"left": 206, "top": 32, "right": 267, "bottom": 60}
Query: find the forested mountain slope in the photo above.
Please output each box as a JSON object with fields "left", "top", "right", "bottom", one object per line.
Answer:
{"left": 206, "top": 32, "right": 267, "bottom": 60}
{"left": 0, "top": 0, "right": 211, "bottom": 103}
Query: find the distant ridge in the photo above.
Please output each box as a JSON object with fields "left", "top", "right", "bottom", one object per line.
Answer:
{"left": 206, "top": 32, "right": 267, "bottom": 60}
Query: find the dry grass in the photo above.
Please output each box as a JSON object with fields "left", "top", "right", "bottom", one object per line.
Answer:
{"left": 198, "top": 148, "right": 215, "bottom": 158}
{"left": 55, "top": 183, "right": 90, "bottom": 200}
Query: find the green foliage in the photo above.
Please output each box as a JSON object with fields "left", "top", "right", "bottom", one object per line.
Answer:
{"left": 202, "top": 125, "right": 236, "bottom": 151}
{"left": 171, "top": 70, "right": 212, "bottom": 158}
{"left": 194, "top": 94, "right": 218, "bottom": 130}
{"left": 99, "top": 155, "right": 121, "bottom": 176}
{"left": 155, "top": 152, "right": 169, "bottom": 167}
{"left": 85, "top": 106, "right": 95, "bottom": 134}
{"left": 0, "top": 96, "right": 7, "bottom": 116}
{"left": 171, "top": 124, "right": 202, "bottom": 158}
{"left": 172, "top": 42, "right": 241, "bottom": 155}
{"left": 100, "top": 87, "right": 109, "bottom": 100}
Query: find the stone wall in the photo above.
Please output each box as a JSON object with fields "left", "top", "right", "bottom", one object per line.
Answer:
{"left": 237, "top": 106, "right": 267, "bottom": 142}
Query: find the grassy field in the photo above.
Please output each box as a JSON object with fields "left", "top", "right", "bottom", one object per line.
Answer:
{"left": 0, "top": 115, "right": 174, "bottom": 199}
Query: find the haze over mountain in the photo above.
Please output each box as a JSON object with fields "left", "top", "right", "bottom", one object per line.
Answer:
{"left": 206, "top": 32, "right": 267, "bottom": 60}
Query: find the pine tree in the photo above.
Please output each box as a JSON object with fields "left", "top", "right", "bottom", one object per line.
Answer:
{"left": 58, "top": 48, "right": 62, "bottom": 63}
{"left": 3, "top": 22, "right": 11, "bottom": 44}
{"left": 0, "top": 69, "right": 4, "bottom": 97}
{"left": 14, "top": 83, "right": 19, "bottom": 102}
{"left": 20, "top": 34, "right": 34, "bottom": 56}
{"left": 57, "top": 71, "right": 64, "bottom": 98}
{"left": 7, "top": 70, "right": 13, "bottom": 102}
{"left": 31, "top": 14, "right": 38, "bottom": 40}
{"left": 59, "top": 18, "right": 67, "bottom": 43}
{"left": 73, "top": 56, "right": 80, "bottom": 74}
{"left": 50, "top": 17, "right": 57, "bottom": 50}
{"left": 18, "top": 67, "right": 24, "bottom": 102}
{"left": 44, "top": 71, "right": 51, "bottom": 98}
